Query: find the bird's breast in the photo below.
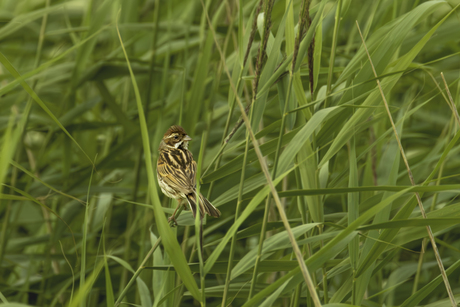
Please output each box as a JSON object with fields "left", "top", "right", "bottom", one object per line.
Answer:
{"left": 163, "top": 149, "right": 192, "bottom": 169}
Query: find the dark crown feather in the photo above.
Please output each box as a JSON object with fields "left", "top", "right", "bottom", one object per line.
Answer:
{"left": 164, "top": 125, "right": 187, "bottom": 137}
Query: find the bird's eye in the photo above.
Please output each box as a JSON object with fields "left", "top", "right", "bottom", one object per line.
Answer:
{"left": 174, "top": 135, "right": 179, "bottom": 139}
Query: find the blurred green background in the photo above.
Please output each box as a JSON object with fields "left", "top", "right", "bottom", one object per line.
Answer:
{"left": 1, "top": 0, "right": 460, "bottom": 306}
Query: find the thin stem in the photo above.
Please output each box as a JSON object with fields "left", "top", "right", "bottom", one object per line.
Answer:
{"left": 130, "top": 0, "right": 161, "bottom": 202}
{"left": 222, "top": 0, "right": 273, "bottom": 146}
{"left": 222, "top": 90, "right": 253, "bottom": 306}
{"left": 413, "top": 113, "right": 454, "bottom": 294}
{"left": 273, "top": 77, "right": 294, "bottom": 178}
{"left": 249, "top": 74, "right": 295, "bottom": 300}
{"left": 203, "top": 0, "right": 250, "bottom": 181}
{"left": 195, "top": 131, "right": 208, "bottom": 306}
{"left": 248, "top": 193, "right": 271, "bottom": 299}
{"left": 324, "top": 0, "right": 342, "bottom": 108}
{"left": 251, "top": 0, "right": 294, "bottom": 299}
{"left": 356, "top": 21, "right": 457, "bottom": 307}
{"left": 114, "top": 237, "right": 162, "bottom": 306}
{"left": 412, "top": 237, "right": 429, "bottom": 294}
{"left": 423, "top": 69, "right": 460, "bottom": 128}
{"left": 80, "top": 164, "right": 95, "bottom": 307}
{"left": 320, "top": 227, "right": 328, "bottom": 303}
{"left": 441, "top": 73, "right": 460, "bottom": 126}
{"left": 179, "top": 69, "right": 186, "bottom": 126}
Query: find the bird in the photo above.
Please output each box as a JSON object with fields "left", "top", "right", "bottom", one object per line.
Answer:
{"left": 156, "top": 125, "right": 221, "bottom": 224}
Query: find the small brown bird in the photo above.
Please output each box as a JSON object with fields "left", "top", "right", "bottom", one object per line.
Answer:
{"left": 157, "top": 125, "right": 221, "bottom": 224}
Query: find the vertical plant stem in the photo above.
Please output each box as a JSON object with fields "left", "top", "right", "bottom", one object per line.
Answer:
{"left": 179, "top": 68, "right": 186, "bottom": 126}
{"left": 324, "top": 0, "right": 342, "bottom": 108}
{"left": 202, "top": 70, "right": 242, "bottom": 180}
{"left": 203, "top": 1, "right": 235, "bottom": 197}
{"left": 115, "top": 237, "right": 162, "bottom": 306}
{"left": 413, "top": 118, "right": 453, "bottom": 294}
{"left": 224, "top": 0, "right": 274, "bottom": 144}
{"left": 356, "top": 21, "right": 457, "bottom": 307}
{"left": 119, "top": 203, "right": 134, "bottom": 298}
{"left": 80, "top": 164, "right": 95, "bottom": 307}
{"left": 248, "top": 194, "right": 270, "bottom": 299}
{"left": 124, "top": 2, "right": 161, "bottom": 302}
{"left": 249, "top": 75, "right": 294, "bottom": 301}
{"left": 304, "top": 0, "right": 315, "bottom": 97}
{"left": 441, "top": 73, "right": 460, "bottom": 126}
{"left": 320, "top": 228, "right": 328, "bottom": 303}
{"left": 211, "top": 3, "right": 272, "bottom": 298}
{"left": 250, "top": 0, "right": 284, "bottom": 299}
{"left": 131, "top": 0, "right": 161, "bottom": 203}
{"left": 176, "top": 225, "right": 195, "bottom": 307}
{"left": 348, "top": 137, "right": 359, "bottom": 304}
{"left": 292, "top": 168, "right": 316, "bottom": 307}
{"left": 295, "top": 167, "right": 308, "bottom": 224}
{"left": 203, "top": 0, "right": 262, "bottom": 182}
{"left": 31, "top": 2, "right": 56, "bottom": 304}
{"left": 195, "top": 133, "right": 207, "bottom": 306}
{"left": 222, "top": 102, "right": 253, "bottom": 305}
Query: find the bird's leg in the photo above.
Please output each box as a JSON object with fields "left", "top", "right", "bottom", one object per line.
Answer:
{"left": 168, "top": 199, "right": 182, "bottom": 226}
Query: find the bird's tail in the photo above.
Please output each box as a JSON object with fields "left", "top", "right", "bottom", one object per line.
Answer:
{"left": 186, "top": 193, "right": 221, "bottom": 219}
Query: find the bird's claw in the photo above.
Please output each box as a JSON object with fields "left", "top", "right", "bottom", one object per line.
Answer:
{"left": 168, "top": 215, "right": 178, "bottom": 227}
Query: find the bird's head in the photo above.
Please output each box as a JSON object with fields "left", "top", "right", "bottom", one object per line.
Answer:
{"left": 161, "top": 125, "right": 192, "bottom": 150}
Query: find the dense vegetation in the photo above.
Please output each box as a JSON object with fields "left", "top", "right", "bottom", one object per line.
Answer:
{"left": 1, "top": 0, "right": 460, "bottom": 306}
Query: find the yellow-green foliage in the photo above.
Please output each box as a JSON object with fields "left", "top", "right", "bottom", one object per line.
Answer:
{"left": 1, "top": 0, "right": 460, "bottom": 306}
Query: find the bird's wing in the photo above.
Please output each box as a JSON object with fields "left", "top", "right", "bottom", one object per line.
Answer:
{"left": 157, "top": 150, "right": 195, "bottom": 195}
{"left": 189, "top": 158, "right": 197, "bottom": 187}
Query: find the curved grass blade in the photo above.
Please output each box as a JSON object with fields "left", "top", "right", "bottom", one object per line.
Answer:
{"left": 115, "top": 15, "right": 200, "bottom": 301}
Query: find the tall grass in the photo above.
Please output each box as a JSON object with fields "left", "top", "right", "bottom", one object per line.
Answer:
{"left": 1, "top": 0, "right": 460, "bottom": 306}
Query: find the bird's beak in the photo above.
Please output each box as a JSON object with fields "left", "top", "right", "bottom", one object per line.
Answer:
{"left": 184, "top": 135, "right": 192, "bottom": 141}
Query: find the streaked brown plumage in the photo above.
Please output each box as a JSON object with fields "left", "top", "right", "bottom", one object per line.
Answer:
{"left": 157, "top": 125, "right": 221, "bottom": 223}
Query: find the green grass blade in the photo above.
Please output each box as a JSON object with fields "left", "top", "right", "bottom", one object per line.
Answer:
{"left": 70, "top": 262, "right": 104, "bottom": 307}
{"left": 348, "top": 131, "right": 359, "bottom": 304}
{"left": 115, "top": 16, "right": 201, "bottom": 301}
{"left": 0, "top": 3, "right": 65, "bottom": 40}
{"left": 79, "top": 163, "right": 95, "bottom": 307}
{"left": 312, "top": 11, "right": 322, "bottom": 94}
